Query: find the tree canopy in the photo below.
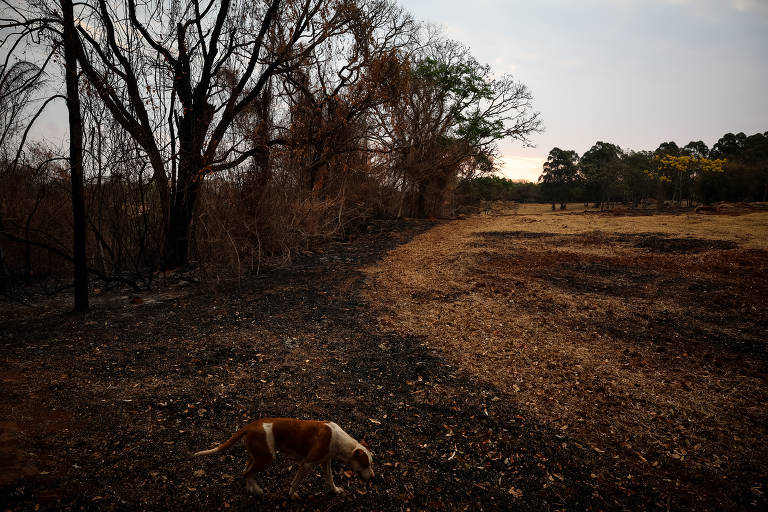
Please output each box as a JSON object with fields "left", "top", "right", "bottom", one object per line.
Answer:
{"left": 537, "top": 130, "right": 768, "bottom": 207}
{"left": 538, "top": 147, "right": 579, "bottom": 209}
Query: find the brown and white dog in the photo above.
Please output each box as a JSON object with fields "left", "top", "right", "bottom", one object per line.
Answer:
{"left": 194, "top": 418, "right": 374, "bottom": 498}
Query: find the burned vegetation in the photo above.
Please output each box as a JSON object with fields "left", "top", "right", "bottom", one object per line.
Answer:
{"left": 2, "top": 206, "right": 766, "bottom": 510}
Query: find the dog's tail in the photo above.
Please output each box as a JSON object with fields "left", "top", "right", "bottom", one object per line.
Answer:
{"left": 193, "top": 427, "right": 250, "bottom": 457}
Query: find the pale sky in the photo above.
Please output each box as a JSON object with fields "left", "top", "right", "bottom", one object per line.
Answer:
{"left": 400, "top": 0, "right": 768, "bottom": 181}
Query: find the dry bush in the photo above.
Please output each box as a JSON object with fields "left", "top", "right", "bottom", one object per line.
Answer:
{"left": 0, "top": 154, "right": 72, "bottom": 282}
{"left": 193, "top": 158, "right": 387, "bottom": 281}
{"left": 0, "top": 152, "right": 164, "bottom": 290}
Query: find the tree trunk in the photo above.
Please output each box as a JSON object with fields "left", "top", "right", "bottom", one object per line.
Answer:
{"left": 24, "top": 213, "right": 32, "bottom": 283}
{"left": 165, "top": 152, "right": 202, "bottom": 269}
{"left": 416, "top": 181, "right": 427, "bottom": 218}
{"left": 166, "top": 180, "right": 200, "bottom": 269}
{"left": 62, "top": 0, "right": 89, "bottom": 312}
{"left": 0, "top": 216, "right": 9, "bottom": 290}
{"left": 0, "top": 245, "right": 8, "bottom": 290}
{"left": 656, "top": 181, "right": 664, "bottom": 211}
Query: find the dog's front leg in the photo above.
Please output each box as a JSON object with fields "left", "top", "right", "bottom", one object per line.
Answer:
{"left": 288, "top": 463, "right": 313, "bottom": 499}
{"left": 324, "top": 460, "right": 343, "bottom": 494}
{"left": 245, "top": 475, "right": 265, "bottom": 495}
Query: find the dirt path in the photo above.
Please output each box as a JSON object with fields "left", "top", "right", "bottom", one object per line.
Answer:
{"left": 1, "top": 208, "right": 766, "bottom": 510}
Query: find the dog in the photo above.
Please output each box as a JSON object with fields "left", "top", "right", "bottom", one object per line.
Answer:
{"left": 194, "top": 418, "right": 374, "bottom": 498}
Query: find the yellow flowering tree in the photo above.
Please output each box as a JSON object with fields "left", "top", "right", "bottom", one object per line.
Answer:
{"left": 653, "top": 155, "right": 726, "bottom": 206}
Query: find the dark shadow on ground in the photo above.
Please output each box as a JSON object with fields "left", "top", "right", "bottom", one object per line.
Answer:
{"left": 476, "top": 230, "right": 738, "bottom": 253}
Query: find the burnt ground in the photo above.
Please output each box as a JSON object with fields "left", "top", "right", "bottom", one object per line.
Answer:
{"left": 1, "top": 216, "right": 767, "bottom": 511}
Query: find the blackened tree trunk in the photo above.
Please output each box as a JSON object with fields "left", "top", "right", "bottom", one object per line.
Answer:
{"left": 416, "top": 180, "right": 427, "bottom": 218}
{"left": 166, "top": 163, "right": 201, "bottom": 268}
{"left": 166, "top": 100, "right": 212, "bottom": 268}
{"left": 62, "top": 0, "right": 88, "bottom": 312}
{"left": 0, "top": 216, "right": 8, "bottom": 290}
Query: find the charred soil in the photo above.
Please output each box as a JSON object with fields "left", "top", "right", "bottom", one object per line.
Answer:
{"left": 1, "top": 207, "right": 767, "bottom": 511}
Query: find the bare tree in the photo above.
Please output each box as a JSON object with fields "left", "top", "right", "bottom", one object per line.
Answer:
{"left": 61, "top": 0, "right": 88, "bottom": 311}
{"left": 53, "top": 0, "right": 409, "bottom": 267}
{"left": 1, "top": 1, "right": 142, "bottom": 297}
{"left": 0, "top": 15, "right": 52, "bottom": 291}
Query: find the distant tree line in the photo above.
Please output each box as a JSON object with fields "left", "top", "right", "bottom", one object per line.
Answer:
{"left": 456, "top": 175, "right": 539, "bottom": 204}
{"left": 0, "top": 0, "right": 542, "bottom": 306}
{"left": 537, "top": 132, "right": 768, "bottom": 210}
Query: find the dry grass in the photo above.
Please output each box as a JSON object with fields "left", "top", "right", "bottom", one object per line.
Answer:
{"left": 512, "top": 203, "right": 768, "bottom": 248}
{"left": 364, "top": 203, "right": 768, "bottom": 503}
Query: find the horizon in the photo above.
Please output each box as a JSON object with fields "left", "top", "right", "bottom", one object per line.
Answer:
{"left": 400, "top": 0, "right": 768, "bottom": 182}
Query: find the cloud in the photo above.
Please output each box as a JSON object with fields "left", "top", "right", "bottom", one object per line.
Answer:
{"left": 730, "top": 0, "right": 768, "bottom": 11}
{"left": 659, "top": 0, "right": 768, "bottom": 12}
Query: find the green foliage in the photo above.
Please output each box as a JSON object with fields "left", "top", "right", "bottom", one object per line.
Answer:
{"left": 457, "top": 175, "right": 540, "bottom": 203}
{"left": 621, "top": 150, "right": 656, "bottom": 201}
{"left": 710, "top": 132, "right": 747, "bottom": 159}
{"left": 412, "top": 55, "right": 497, "bottom": 148}
{"left": 711, "top": 132, "right": 768, "bottom": 202}
{"left": 454, "top": 112, "right": 505, "bottom": 143}
{"left": 683, "top": 140, "right": 709, "bottom": 158}
{"left": 656, "top": 141, "right": 681, "bottom": 157}
{"left": 537, "top": 130, "right": 768, "bottom": 207}
{"left": 580, "top": 141, "right": 623, "bottom": 206}
{"left": 407, "top": 43, "right": 541, "bottom": 177}
{"left": 414, "top": 58, "right": 494, "bottom": 105}
{"left": 538, "top": 147, "right": 579, "bottom": 208}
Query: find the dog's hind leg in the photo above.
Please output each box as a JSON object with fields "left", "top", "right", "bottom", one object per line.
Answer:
{"left": 243, "top": 454, "right": 273, "bottom": 494}
{"left": 243, "top": 430, "right": 273, "bottom": 495}
{"left": 243, "top": 458, "right": 265, "bottom": 495}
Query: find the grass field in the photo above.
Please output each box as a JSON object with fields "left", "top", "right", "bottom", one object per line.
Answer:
{"left": 366, "top": 203, "right": 768, "bottom": 508}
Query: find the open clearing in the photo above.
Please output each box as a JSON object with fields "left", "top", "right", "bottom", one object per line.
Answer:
{"left": 367, "top": 203, "right": 768, "bottom": 509}
{"left": 1, "top": 205, "right": 767, "bottom": 510}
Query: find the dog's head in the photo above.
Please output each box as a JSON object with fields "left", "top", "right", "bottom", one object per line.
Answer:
{"left": 349, "top": 444, "right": 375, "bottom": 481}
